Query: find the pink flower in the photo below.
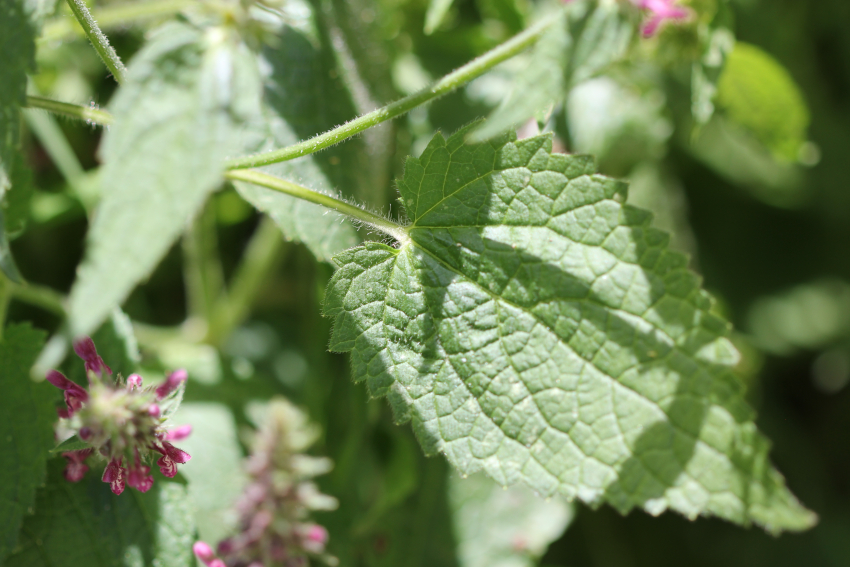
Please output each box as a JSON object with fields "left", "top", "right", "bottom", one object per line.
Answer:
{"left": 164, "top": 424, "right": 192, "bottom": 441}
{"left": 154, "top": 441, "right": 191, "bottom": 478}
{"left": 193, "top": 541, "right": 228, "bottom": 567}
{"left": 155, "top": 369, "right": 187, "bottom": 399}
{"left": 102, "top": 459, "right": 127, "bottom": 495}
{"left": 127, "top": 374, "right": 143, "bottom": 389}
{"left": 46, "top": 370, "right": 89, "bottom": 417}
{"left": 300, "top": 524, "right": 329, "bottom": 554}
{"left": 73, "top": 337, "right": 112, "bottom": 376}
{"left": 633, "top": 0, "right": 690, "bottom": 37}
{"left": 62, "top": 449, "right": 93, "bottom": 482}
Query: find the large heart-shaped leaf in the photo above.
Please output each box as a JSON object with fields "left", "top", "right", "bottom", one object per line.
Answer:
{"left": 324, "top": 125, "right": 816, "bottom": 533}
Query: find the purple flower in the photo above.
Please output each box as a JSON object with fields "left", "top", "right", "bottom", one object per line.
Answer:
{"left": 73, "top": 337, "right": 112, "bottom": 376}
{"left": 47, "top": 337, "right": 193, "bottom": 495}
{"left": 46, "top": 370, "right": 89, "bottom": 418}
{"left": 154, "top": 441, "right": 192, "bottom": 478}
{"left": 102, "top": 459, "right": 127, "bottom": 495}
{"left": 155, "top": 369, "right": 187, "bottom": 399}
{"left": 164, "top": 424, "right": 193, "bottom": 441}
{"left": 633, "top": 0, "right": 690, "bottom": 37}
{"left": 62, "top": 449, "right": 93, "bottom": 482}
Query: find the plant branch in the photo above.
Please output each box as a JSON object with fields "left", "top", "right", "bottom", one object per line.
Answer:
{"left": 65, "top": 0, "right": 128, "bottom": 84}
{"left": 25, "top": 95, "right": 114, "bottom": 126}
{"left": 225, "top": 14, "right": 559, "bottom": 169}
{"left": 224, "top": 170, "right": 410, "bottom": 245}
{"left": 41, "top": 0, "right": 194, "bottom": 43}
{"left": 9, "top": 282, "right": 67, "bottom": 317}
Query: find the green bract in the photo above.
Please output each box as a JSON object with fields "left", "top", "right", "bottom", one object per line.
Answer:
{"left": 325, "top": 125, "right": 816, "bottom": 533}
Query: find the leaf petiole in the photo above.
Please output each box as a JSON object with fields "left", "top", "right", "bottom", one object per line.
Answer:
{"left": 24, "top": 95, "right": 114, "bottom": 126}
{"left": 65, "top": 0, "right": 127, "bottom": 84}
{"left": 224, "top": 170, "right": 410, "bottom": 245}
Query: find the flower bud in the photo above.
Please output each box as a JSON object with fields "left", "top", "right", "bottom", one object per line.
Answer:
{"left": 156, "top": 369, "right": 187, "bottom": 399}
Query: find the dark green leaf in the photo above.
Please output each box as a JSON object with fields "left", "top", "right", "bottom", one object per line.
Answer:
{"left": 68, "top": 23, "right": 265, "bottom": 337}
{"left": 0, "top": 324, "right": 51, "bottom": 562}
{"left": 5, "top": 459, "right": 196, "bottom": 567}
{"left": 325, "top": 126, "right": 816, "bottom": 533}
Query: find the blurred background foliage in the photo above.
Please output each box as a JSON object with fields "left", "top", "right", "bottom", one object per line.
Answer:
{"left": 6, "top": 0, "right": 850, "bottom": 565}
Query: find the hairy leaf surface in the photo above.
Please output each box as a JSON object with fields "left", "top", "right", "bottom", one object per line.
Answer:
{"left": 0, "top": 324, "right": 51, "bottom": 562}
{"left": 5, "top": 459, "right": 195, "bottom": 567}
{"left": 68, "top": 23, "right": 264, "bottom": 337}
{"left": 325, "top": 126, "right": 816, "bottom": 532}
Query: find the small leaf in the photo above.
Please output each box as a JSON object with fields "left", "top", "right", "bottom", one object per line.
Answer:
{"left": 450, "top": 472, "right": 573, "bottom": 567}
{"left": 233, "top": 23, "right": 361, "bottom": 263}
{"left": 716, "top": 42, "right": 810, "bottom": 162}
{"left": 50, "top": 435, "right": 90, "bottom": 454}
{"left": 424, "top": 0, "right": 456, "bottom": 35}
{"left": 472, "top": 1, "right": 633, "bottom": 142}
{"left": 5, "top": 459, "right": 196, "bottom": 567}
{"left": 68, "top": 23, "right": 265, "bottom": 337}
{"left": 0, "top": 324, "right": 51, "bottom": 563}
{"left": 325, "top": 126, "right": 816, "bottom": 533}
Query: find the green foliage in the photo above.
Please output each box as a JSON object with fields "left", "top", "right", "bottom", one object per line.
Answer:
{"left": 232, "top": 20, "right": 361, "bottom": 263}
{"left": 0, "top": 324, "right": 51, "bottom": 562}
{"left": 473, "top": 1, "right": 633, "bottom": 141}
{"left": 425, "top": 0, "right": 456, "bottom": 35}
{"left": 450, "top": 472, "right": 573, "bottom": 567}
{"left": 716, "top": 42, "right": 810, "bottom": 162}
{"left": 67, "top": 22, "right": 264, "bottom": 337}
{"left": 325, "top": 126, "right": 815, "bottom": 532}
{"left": 5, "top": 459, "right": 196, "bottom": 567}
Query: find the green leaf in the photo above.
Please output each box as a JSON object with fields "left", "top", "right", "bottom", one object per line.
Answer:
{"left": 50, "top": 435, "right": 90, "bottom": 453}
{"left": 325, "top": 125, "right": 817, "bottom": 533}
{"left": 0, "top": 324, "right": 51, "bottom": 563}
{"left": 450, "top": 472, "right": 573, "bottom": 567}
{"left": 0, "top": 0, "right": 36, "bottom": 193}
{"left": 424, "top": 0, "right": 456, "bottom": 35}
{"left": 233, "top": 23, "right": 361, "bottom": 263}
{"left": 472, "top": 1, "right": 633, "bottom": 142}
{"left": 5, "top": 459, "right": 196, "bottom": 567}
{"left": 716, "top": 42, "right": 810, "bottom": 162}
{"left": 172, "top": 402, "right": 246, "bottom": 544}
{"left": 68, "top": 23, "right": 265, "bottom": 337}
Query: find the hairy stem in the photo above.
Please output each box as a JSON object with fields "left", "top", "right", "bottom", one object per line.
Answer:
{"left": 225, "top": 14, "right": 559, "bottom": 169}
{"left": 42, "top": 0, "right": 194, "bottom": 43}
{"left": 65, "top": 0, "right": 128, "bottom": 84}
{"left": 205, "top": 217, "right": 289, "bottom": 346}
{"left": 224, "top": 170, "right": 410, "bottom": 244}
{"left": 24, "top": 95, "right": 114, "bottom": 126}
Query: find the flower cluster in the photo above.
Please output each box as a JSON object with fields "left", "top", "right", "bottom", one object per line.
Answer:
{"left": 194, "top": 399, "right": 338, "bottom": 567}
{"left": 48, "top": 337, "right": 192, "bottom": 495}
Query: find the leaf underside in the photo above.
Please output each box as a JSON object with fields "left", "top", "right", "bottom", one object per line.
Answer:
{"left": 68, "top": 22, "right": 264, "bottom": 337}
{"left": 325, "top": 125, "right": 816, "bottom": 533}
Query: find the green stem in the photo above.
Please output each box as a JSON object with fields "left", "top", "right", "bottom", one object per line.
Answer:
{"left": 24, "top": 95, "right": 113, "bottom": 126}
{"left": 8, "top": 282, "right": 66, "bottom": 317}
{"left": 0, "top": 275, "right": 10, "bottom": 339}
{"left": 225, "top": 14, "right": 558, "bottom": 169}
{"left": 205, "top": 216, "right": 288, "bottom": 345}
{"left": 183, "top": 202, "right": 225, "bottom": 323}
{"left": 65, "top": 0, "right": 128, "bottom": 84}
{"left": 41, "top": 0, "right": 194, "bottom": 43}
{"left": 224, "top": 170, "right": 410, "bottom": 244}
